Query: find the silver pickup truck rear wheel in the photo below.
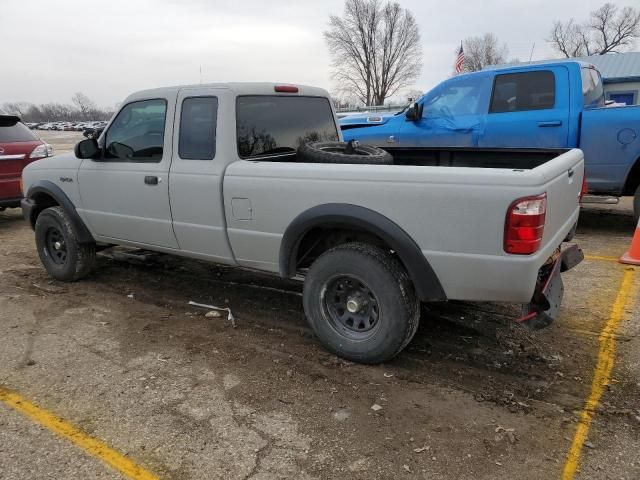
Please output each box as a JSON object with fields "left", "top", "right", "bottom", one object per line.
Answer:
{"left": 303, "top": 242, "right": 420, "bottom": 364}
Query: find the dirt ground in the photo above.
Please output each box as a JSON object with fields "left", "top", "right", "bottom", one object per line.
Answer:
{"left": 0, "top": 131, "right": 638, "bottom": 479}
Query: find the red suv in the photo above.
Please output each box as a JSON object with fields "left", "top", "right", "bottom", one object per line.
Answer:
{"left": 0, "top": 115, "right": 53, "bottom": 210}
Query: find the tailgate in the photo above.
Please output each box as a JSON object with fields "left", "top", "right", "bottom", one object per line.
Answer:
{"left": 534, "top": 149, "right": 584, "bottom": 250}
{"left": 0, "top": 142, "right": 39, "bottom": 198}
{"left": 0, "top": 145, "right": 27, "bottom": 179}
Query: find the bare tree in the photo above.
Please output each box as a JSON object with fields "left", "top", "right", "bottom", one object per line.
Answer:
{"left": 2, "top": 95, "right": 114, "bottom": 123}
{"left": 325, "top": 0, "right": 423, "bottom": 106}
{"left": 461, "top": 33, "right": 509, "bottom": 72}
{"left": 404, "top": 88, "right": 423, "bottom": 102}
{"left": 549, "top": 3, "right": 640, "bottom": 57}
{"left": 71, "top": 92, "right": 98, "bottom": 120}
{"left": 1, "top": 102, "right": 30, "bottom": 116}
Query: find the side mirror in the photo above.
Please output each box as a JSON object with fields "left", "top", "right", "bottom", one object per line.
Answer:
{"left": 107, "top": 142, "right": 134, "bottom": 159}
{"left": 405, "top": 102, "right": 421, "bottom": 121}
{"left": 74, "top": 138, "right": 100, "bottom": 159}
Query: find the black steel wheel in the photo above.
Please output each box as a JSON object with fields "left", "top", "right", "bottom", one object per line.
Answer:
{"left": 297, "top": 141, "right": 393, "bottom": 165}
{"left": 44, "top": 226, "right": 68, "bottom": 265}
{"left": 323, "top": 274, "right": 380, "bottom": 340}
{"left": 35, "top": 206, "right": 96, "bottom": 282}
{"left": 303, "top": 242, "right": 420, "bottom": 364}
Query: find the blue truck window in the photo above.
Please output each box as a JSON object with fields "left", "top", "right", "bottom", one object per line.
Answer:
{"left": 423, "top": 78, "right": 486, "bottom": 117}
{"left": 581, "top": 68, "right": 605, "bottom": 107}
{"left": 489, "top": 71, "right": 555, "bottom": 113}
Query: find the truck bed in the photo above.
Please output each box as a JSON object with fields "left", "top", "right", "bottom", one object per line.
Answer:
{"left": 267, "top": 147, "right": 569, "bottom": 170}
{"left": 383, "top": 147, "right": 570, "bottom": 169}
{"left": 224, "top": 148, "right": 584, "bottom": 303}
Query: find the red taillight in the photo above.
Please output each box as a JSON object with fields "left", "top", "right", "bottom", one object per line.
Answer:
{"left": 580, "top": 174, "right": 588, "bottom": 203}
{"left": 274, "top": 85, "right": 298, "bottom": 93}
{"left": 504, "top": 194, "right": 547, "bottom": 255}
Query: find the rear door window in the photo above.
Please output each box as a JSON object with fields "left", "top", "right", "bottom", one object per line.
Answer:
{"left": 0, "top": 118, "right": 38, "bottom": 142}
{"left": 179, "top": 96, "right": 218, "bottom": 160}
{"left": 490, "top": 71, "right": 556, "bottom": 113}
{"left": 236, "top": 96, "right": 338, "bottom": 158}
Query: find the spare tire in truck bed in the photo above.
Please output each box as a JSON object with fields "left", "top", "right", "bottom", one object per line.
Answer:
{"left": 297, "top": 140, "right": 393, "bottom": 165}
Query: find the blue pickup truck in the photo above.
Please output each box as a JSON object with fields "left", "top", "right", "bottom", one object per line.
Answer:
{"left": 341, "top": 61, "right": 640, "bottom": 220}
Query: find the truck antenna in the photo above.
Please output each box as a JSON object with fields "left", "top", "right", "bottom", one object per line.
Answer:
{"left": 529, "top": 42, "right": 536, "bottom": 62}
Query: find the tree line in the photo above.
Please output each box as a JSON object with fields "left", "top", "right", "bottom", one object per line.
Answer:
{"left": 326, "top": 1, "right": 640, "bottom": 107}
{"left": 2, "top": 92, "right": 115, "bottom": 123}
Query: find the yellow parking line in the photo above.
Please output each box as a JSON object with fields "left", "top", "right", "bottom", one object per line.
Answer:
{"left": 584, "top": 254, "right": 620, "bottom": 263}
{"left": 561, "top": 268, "right": 637, "bottom": 480}
{"left": 0, "top": 386, "right": 159, "bottom": 480}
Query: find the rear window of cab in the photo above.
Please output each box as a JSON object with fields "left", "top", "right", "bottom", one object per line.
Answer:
{"left": 236, "top": 96, "right": 338, "bottom": 159}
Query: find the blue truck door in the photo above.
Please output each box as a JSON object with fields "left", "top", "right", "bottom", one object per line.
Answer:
{"left": 399, "top": 74, "right": 491, "bottom": 147}
{"left": 479, "top": 67, "right": 570, "bottom": 148}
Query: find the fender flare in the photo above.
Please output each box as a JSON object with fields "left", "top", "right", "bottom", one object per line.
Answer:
{"left": 279, "top": 204, "right": 446, "bottom": 302}
{"left": 24, "top": 180, "right": 95, "bottom": 244}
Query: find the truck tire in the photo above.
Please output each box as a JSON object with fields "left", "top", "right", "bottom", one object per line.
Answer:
{"left": 297, "top": 141, "right": 393, "bottom": 165}
{"left": 303, "top": 242, "right": 420, "bottom": 364}
{"left": 634, "top": 185, "right": 640, "bottom": 224}
{"left": 35, "top": 206, "right": 96, "bottom": 282}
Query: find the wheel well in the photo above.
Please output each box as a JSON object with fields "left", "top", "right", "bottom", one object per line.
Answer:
{"left": 623, "top": 156, "right": 640, "bottom": 196}
{"left": 295, "top": 226, "right": 397, "bottom": 271}
{"left": 281, "top": 204, "right": 447, "bottom": 302}
{"left": 29, "top": 192, "right": 59, "bottom": 227}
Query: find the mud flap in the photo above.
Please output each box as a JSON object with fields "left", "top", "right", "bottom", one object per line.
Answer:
{"left": 518, "top": 245, "right": 583, "bottom": 329}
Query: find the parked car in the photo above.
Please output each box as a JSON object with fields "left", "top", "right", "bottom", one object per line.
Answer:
{"left": 82, "top": 126, "right": 104, "bottom": 139}
{"left": 20, "top": 83, "right": 583, "bottom": 363}
{"left": 0, "top": 115, "right": 53, "bottom": 210}
{"left": 341, "top": 61, "right": 640, "bottom": 221}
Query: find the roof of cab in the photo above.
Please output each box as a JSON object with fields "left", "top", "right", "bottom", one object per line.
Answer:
{"left": 124, "top": 82, "right": 330, "bottom": 103}
{"left": 484, "top": 59, "right": 593, "bottom": 74}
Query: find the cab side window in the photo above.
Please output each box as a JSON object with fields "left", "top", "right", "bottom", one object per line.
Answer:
{"left": 104, "top": 99, "right": 167, "bottom": 162}
{"left": 423, "top": 78, "right": 487, "bottom": 117}
{"left": 179, "top": 96, "right": 218, "bottom": 160}
{"left": 490, "top": 71, "right": 555, "bottom": 113}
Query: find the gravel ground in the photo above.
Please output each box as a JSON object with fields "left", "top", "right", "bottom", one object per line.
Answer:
{"left": 0, "top": 131, "right": 638, "bottom": 479}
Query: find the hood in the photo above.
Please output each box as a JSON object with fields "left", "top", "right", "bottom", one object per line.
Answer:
{"left": 338, "top": 112, "right": 397, "bottom": 129}
{"left": 25, "top": 151, "right": 82, "bottom": 172}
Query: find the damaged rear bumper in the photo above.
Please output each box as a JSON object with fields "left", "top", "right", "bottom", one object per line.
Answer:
{"left": 517, "top": 244, "right": 584, "bottom": 329}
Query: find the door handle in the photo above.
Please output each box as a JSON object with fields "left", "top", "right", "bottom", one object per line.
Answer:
{"left": 144, "top": 175, "right": 159, "bottom": 185}
{"left": 538, "top": 120, "right": 562, "bottom": 127}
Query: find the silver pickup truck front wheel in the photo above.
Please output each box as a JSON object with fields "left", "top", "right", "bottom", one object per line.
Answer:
{"left": 303, "top": 242, "right": 420, "bottom": 364}
{"left": 34, "top": 206, "right": 96, "bottom": 282}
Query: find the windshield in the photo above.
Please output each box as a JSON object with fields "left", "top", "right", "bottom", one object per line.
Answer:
{"left": 236, "top": 96, "right": 338, "bottom": 158}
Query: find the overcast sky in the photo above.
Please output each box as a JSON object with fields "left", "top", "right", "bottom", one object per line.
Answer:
{"left": 1, "top": 0, "right": 630, "bottom": 106}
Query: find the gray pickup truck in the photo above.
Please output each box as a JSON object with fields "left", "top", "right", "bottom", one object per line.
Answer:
{"left": 20, "top": 83, "right": 584, "bottom": 363}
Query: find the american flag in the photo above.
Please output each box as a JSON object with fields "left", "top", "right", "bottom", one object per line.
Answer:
{"left": 455, "top": 43, "right": 465, "bottom": 74}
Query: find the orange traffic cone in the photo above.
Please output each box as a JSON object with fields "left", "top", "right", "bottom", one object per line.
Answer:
{"left": 620, "top": 216, "right": 640, "bottom": 265}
